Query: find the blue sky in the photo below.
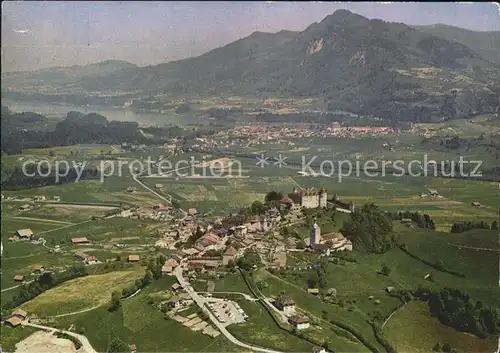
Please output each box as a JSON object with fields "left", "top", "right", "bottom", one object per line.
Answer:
{"left": 2, "top": 1, "right": 499, "bottom": 72}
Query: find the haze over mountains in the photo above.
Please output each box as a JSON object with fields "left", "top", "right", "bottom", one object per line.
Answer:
{"left": 2, "top": 10, "right": 500, "bottom": 122}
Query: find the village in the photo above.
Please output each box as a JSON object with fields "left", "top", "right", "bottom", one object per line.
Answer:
{"left": 4, "top": 185, "right": 356, "bottom": 352}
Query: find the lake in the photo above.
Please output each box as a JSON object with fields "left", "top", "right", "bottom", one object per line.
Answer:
{"left": 2, "top": 99, "right": 196, "bottom": 127}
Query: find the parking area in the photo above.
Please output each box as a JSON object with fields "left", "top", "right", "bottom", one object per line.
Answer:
{"left": 207, "top": 300, "right": 248, "bottom": 326}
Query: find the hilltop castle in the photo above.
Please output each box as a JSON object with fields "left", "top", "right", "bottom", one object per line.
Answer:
{"left": 288, "top": 187, "right": 327, "bottom": 209}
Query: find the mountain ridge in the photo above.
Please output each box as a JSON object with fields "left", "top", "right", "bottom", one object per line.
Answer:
{"left": 2, "top": 10, "right": 500, "bottom": 122}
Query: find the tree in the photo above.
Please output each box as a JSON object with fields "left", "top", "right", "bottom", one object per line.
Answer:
{"left": 435, "top": 259, "right": 445, "bottom": 271}
{"left": 38, "top": 272, "right": 55, "bottom": 289}
{"left": 491, "top": 221, "right": 498, "bottom": 230}
{"left": 251, "top": 201, "right": 266, "bottom": 215}
{"left": 198, "top": 310, "right": 209, "bottom": 321}
{"left": 442, "top": 343, "right": 452, "bottom": 353}
{"left": 227, "top": 260, "right": 236, "bottom": 272}
{"left": 432, "top": 342, "right": 441, "bottom": 352}
{"left": 317, "top": 269, "right": 327, "bottom": 289}
{"left": 236, "top": 249, "right": 262, "bottom": 271}
{"left": 265, "top": 191, "right": 283, "bottom": 203}
{"left": 322, "top": 339, "right": 330, "bottom": 350}
{"left": 341, "top": 203, "right": 395, "bottom": 253}
{"left": 381, "top": 264, "right": 391, "bottom": 276}
{"left": 143, "top": 270, "right": 153, "bottom": 286}
{"left": 308, "top": 271, "right": 319, "bottom": 288}
{"left": 171, "top": 199, "right": 180, "bottom": 209}
{"left": 372, "top": 310, "right": 383, "bottom": 322}
{"left": 296, "top": 239, "right": 306, "bottom": 249}
{"left": 110, "top": 291, "right": 121, "bottom": 311}
{"left": 331, "top": 210, "right": 337, "bottom": 226}
{"left": 108, "top": 338, "right": 129, "bottom": 353}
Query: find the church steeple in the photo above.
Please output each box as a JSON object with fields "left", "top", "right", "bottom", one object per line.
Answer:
{"left": 310, "top": 217, "right": 321, "bottom": 245}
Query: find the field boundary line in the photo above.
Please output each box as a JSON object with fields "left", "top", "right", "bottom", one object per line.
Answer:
{"left": 381, "top": 302, "right": 407, "bottom": 329}
{"left": 447, "top": 242, "right": 500, "bottom": 252}
{"left": 1, "top": 280, "right": 35, "bottom": 292}
{"left": 48, "top": 304, "right": 101, "bottom": 318}
{"left": 37, "top": 219, "right": 93, "bottom": 235}
{"left": 4, "top": 216, "right": 74, "bottom": 225}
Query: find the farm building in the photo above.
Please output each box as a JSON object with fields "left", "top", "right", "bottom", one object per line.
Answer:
{"left": 155, "top": 184, "right": 163, "bottom": 189}
{"left": 188, "top": 262, "right": 205, "bottom": 272}
{"left": 71, "top": 237, "right": 90, "bottom": 245}
{"left": 222, "top": 246, "right": 237, "bottom": 265}
{"left": 182, "top": 248, "right": 200, "bottom": 256}
{"left": 15, "top": 229, "right": 33, "bottom": 241}
{"left": 128, "top": 255, "right": 140, "bottom": 262}
{"left": 308, "top": 288, "right": 320, "bottom": 295}
{"left": 5, "top": 316, "right": 23, "bottom": 327}
{"left": 288, "top": 315, "right": 310, "bottom": 330}
{"left": 428, "top": 189, "right": 439, "bottom": 197}
{"left": 11, "top": 309, "right": 27, "bottom": 320}
{"left": 13, "top": 275, "right": 25, "bottom": 282}
{"left": 312, "top": 347, "right": 328, "bottom": 353}
{"left": 234, "top": 225, "right": 247, "bottom": 237}
{"left": 188, "top": 208, "right": 198, "bottom": 216}
{"left": 32, "top": 265, "right": 44, "bottom": 273}
{"left": 75, "top": 252, "right": 98, "bottom": 265}
{"left": 129, "top": 344, "right": 137, "bottom": 353}
{"left": 471, "top": 201, "right": 481, "bottom": 207}
{"left": 153, "top": 204, "right": 171, "bottom": 212}
{"left": 162, "top": 258, "right": 179, "bottom": 274}
{"left": 171, "top": 283, "right": 182, "bottom": 292}
{"left": 274, "top": 295, "right": 295, "bottom": 314}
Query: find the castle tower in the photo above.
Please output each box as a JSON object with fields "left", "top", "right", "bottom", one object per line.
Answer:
{"left": 310, "top": 218, "right": 321, "bottom": 245}
{"left": 319, "top": 187, "right": 327, "bottom": 208}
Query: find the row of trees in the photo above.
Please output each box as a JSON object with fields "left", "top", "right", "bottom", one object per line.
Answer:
{"left": 1, "top": 164, "right": 101, "bottom": 190}
{"left": 1, "top": 109, "right": 160, "bottom": 155}
{"left": 236, "top": 249, "right": 262, "bottom": 271}
{"left": 428, "top": 288, "right": 499, "bottom": 338}
{"left": 1, "top": 265, "right": 88, "bottom": 315}
{"left": 386, "top": 211, "right": 436, "bottom": 230}
{"left": 308, "top": 257, "right": 329, "bottom": 289}
{"left": 450, "top": 220, "right": 498, "bottom": 233}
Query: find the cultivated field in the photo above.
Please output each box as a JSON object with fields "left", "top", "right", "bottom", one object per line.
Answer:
{"left": 21, "top": 269, "right": 145, "bottom": 316}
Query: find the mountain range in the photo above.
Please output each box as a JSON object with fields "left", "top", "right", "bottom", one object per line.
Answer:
{"left": 2, "top": 10, "right": 500, "bottom": 122}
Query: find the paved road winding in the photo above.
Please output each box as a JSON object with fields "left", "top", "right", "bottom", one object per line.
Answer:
{"left": 174, "top": 266, "right": 285, "bottom": 353}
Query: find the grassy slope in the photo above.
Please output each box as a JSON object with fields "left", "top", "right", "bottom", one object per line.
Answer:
{"left": 51, "top": 279, "right": 244, "bottom": 352}
{"left": 21, "top": 269, "right": 145, "bottom": 316}
{"left": 385, "top": 301, "right": 497, "bottom": 353}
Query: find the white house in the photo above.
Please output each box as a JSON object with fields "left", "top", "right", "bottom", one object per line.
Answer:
{"left": 289, "top": 315, "right": 310, "bottom": 330}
